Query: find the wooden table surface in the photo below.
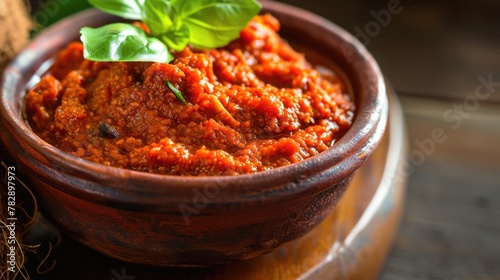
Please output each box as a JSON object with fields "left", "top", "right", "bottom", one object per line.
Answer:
{"left": 379, "top": 95, "right": 500, "bottom": 280}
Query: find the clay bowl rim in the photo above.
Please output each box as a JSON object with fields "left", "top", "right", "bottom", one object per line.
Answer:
{"left": 0, "top": 0, "right": 387, "bottom": 207}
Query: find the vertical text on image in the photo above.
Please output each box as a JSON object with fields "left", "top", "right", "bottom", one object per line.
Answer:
{"left": 5, "top": 165, "right": 17, "bottom": 273}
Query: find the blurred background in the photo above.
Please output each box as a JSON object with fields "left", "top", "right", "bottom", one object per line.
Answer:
{"left": 8, "top": 0, "right": 500, "bottom": 278}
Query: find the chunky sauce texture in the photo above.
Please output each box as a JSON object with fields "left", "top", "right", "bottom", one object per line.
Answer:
{"left": 26, "top": 15, "right": 355, "bottom": 176}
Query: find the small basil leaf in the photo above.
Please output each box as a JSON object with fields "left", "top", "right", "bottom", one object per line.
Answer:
{"left": 171, "top": 0, "right": 261, "bottom": 49}
{"left": 157, "top": 23, "right": 190, "bottom": 51}
{"left": 88, "top": 0, "right": 145, "bottom": 20}
{"left": 80, "top": 23, "right": 173, "bottom": 63}
{"left": 144, "top": 0, "right": 174, "bottom": 36}
{"left": 166, "top": 81, "right": 187, "bottom": 104}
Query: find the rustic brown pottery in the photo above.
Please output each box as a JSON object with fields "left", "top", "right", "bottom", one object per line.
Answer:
{"left": 0, "top": 0, "right": 387, "bottom": 266}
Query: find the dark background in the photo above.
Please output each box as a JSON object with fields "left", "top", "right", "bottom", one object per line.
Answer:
{"left": 27, "top": 0, "right": 500, "bottom": 279}
{"left": 277, "top": 0, "right": 500, "bottom": 101}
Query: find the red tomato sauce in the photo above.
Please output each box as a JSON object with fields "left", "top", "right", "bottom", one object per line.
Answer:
{"left": 26, "top": 15, "right": 354, "bottom": 176}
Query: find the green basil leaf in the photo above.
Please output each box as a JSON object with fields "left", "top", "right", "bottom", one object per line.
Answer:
{"left": 166, "top": 81, "right": 187, "bottom": 104}
{"left": 80, "top": 23, "right": 173, "bottom": 63}
{"left": 171, "top": 0, "right": 261, "bottom": 49}
{"left": 157, "top": 23, "right": 190, "bottom": 51}
{"left": 81, "top": 0, "right": 261, "bottom": 64}
{"left": 88, "top": 0, "right": 145, "bottom": 20}
{"left": 144, "top": 0, "right": 174, "bottom": 36}
{"left": 145, "top": 0, "right": 191, "bottom": 51}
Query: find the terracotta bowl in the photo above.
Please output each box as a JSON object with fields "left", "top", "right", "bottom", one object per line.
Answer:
{"left": 0, "top": 1, "right": 387, "bottom": 266}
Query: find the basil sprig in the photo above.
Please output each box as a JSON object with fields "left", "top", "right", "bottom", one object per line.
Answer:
{"left": 81, "top": 0, "right": 261, "bottom": 63}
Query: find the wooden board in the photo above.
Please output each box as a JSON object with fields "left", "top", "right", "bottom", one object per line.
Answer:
{"left": 17, "top": 86, "right": 406, "bottom": 280}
